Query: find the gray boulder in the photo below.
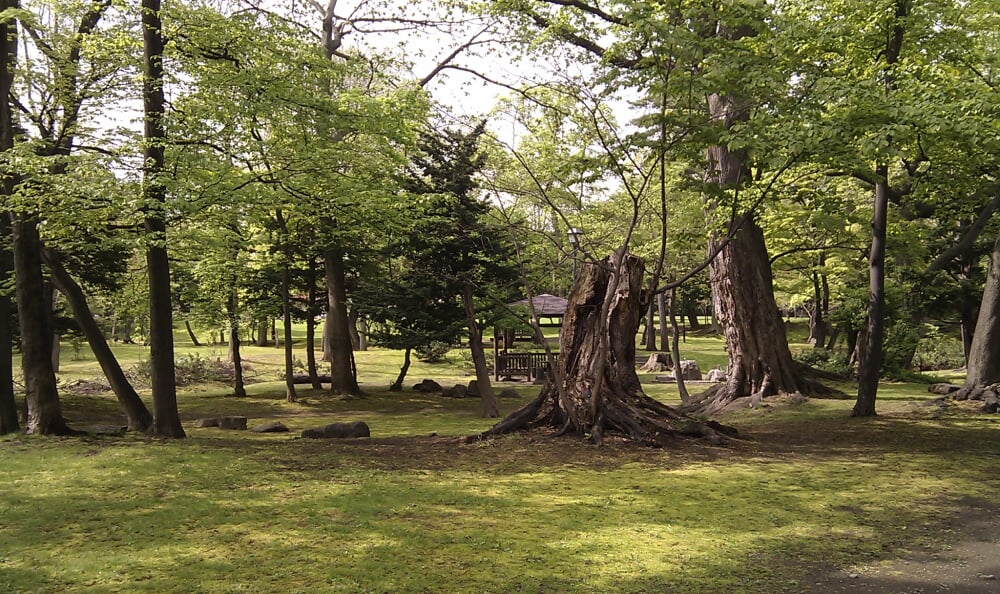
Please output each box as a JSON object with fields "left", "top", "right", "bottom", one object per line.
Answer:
{"left": 677, "top": 360, "right": 702, "bottom": 381}
{"left": 301, "top": 420, "right": 371, "bottom": 439}
{"left": 412, "top": 379, "right": 443, "bottom": 392}
{"left": 251, "top": 421, "right": 289, "bottom": 433}
{"left": 217, "top": 416, "right": 248, "bottom": 430}
{"left": 442, "top": 384, "right": 468, "bottom": 398}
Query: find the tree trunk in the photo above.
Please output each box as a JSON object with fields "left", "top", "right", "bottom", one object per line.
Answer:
{"left": 853, "top": 173, "right": 890, "bottom": 417}
{"left": 390, "top": 346, "right": 411, "bottom": 392}
{"left": 668, "top": 284, "right": 690, "bottom": 404}
{"left": 643, "top": 301, "right": 657, "bottom": 351}
{"left": 808, "top": 264, "right": 828, "bottom": 348}
{"left": 227, "top": 287, "right": 246, "bottom": 398}
{"left": 280, "top": 261, "right": 296, "bottom": 402}
{"left": 463, "top": 282, "right": 498, "bottom": 418}
{"left": 956, "top": 231, "right": 1000, "bottom": 400}
{"left": 142, "top": 0, "right": 184, "bottom": 437}
{"left": 348, "top": 305, "right": 361, "bottom": 350}
{"left": 657, "top": 292, "right": 670, "bottom": 351}
{"left": 688, "top": 72, "right": 812, "bottom": 413}
{"left": 255, "top": 318, "right": 269, "bottom": 346}
{"left": 0, "top": 0, "right": 19, "bottom": 435}
{"left": 476, "top": 254, "right": 733, "bottom": 445}
{"left": 43, "top": 247, "right": 153, "bottom": 431}
{"left": 12, "top": 214, "right": 71, "bottom": 435}
{"left": 305, "top": 257, "right": 323, "bottom": 390}
{"left": 323, "top": 248, "right": 361, "bottom": 395}
{"left": 184, "top": 320, "right": 201, "bottom": 347}
{"left": 690, "top": 219, "right": 805, "bottom": 414}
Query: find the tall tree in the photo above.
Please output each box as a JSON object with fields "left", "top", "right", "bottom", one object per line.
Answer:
{"left": 142, "top": 0, "right": 184, "bottom": 437}
{"left": 0, "top": 0, "right": 19, "bottom": 435}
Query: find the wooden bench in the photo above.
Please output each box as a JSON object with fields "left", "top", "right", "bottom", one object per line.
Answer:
{"left": 495, "top": 352, "right": 555, "bottom": 382}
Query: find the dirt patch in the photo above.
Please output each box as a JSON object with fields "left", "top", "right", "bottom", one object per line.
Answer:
{"left": 798, "top": 496, "right": 1000, "bottom": 593}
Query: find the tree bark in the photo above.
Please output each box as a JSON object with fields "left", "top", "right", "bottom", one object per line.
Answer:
{"left": 463, "top": 282, "right": 498, "bottom": 417}
{"left": 0, "top": 0, "right": 18, "bottom": 435}
{"left": 227, "top": 287, "right": 246, "bottom": 398}
{"left": 12, "top": 214, "right": 70, "bottom": 435}
{"left": 690, "top": 219, "right": 804, "bottom": 414}
{"left": 43, "top": 247, "right": 153, "bottom": 431}
{"left": 657, "top": 292, "right": 670, "bottom": 351}
{"left": 668, "top": 284, "right": 690, "bottom": 404}
{"left": 643, "top": 301, "right": 657, "bottom": 351}
{"left": 956, "top": 231, "right": 1000, "bottom": 398}
{"left": 854, "top": 172, "right": 890, "bottom": 417}
{"left": 184, "top": 320, "right": 201, "bottom": 347}
{"left": 476, "top": 254, "right": 733, "bottom": 445}
{"left": 323, "top": 248, "right": 361, "bottom": 395}
{"left": 305, "top": 257, "right": 323, "bottom": 390}
{"left": 280, "top": 261, "right": 296, "bottom": 402}
{"left": 390, "top": 346, "right": 411, "bottom": 392}
{"left": 142, "top": 0, "right": 184, "bottom": 437}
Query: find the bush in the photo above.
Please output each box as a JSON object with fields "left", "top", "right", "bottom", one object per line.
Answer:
{"left": 128, "top": 353, "right": 251, "bottom": 387}
{"left": 794, "top": 347, "right": 852, "bottom": 377}
{"left": 415, "top": 341, "right": 451, "bottom": 363}
{"left": 912, "top": 326, "right": 966, "bottom": 371}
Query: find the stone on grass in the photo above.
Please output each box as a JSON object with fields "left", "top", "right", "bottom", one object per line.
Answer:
{"left": 706, "top": 368, "right": 726, "bottom": 383}
{"left": 677, "top": 360, "right": 702, "bottom": 380}
{"left": 251, "top": 421, "right": 289, "bottom": 433}
{"left": 217, "top": 416, "right": 248, "bottom": 430}
{"left": 412, "top": 379, "right": 443, "bottom": 393}
{"left": 301, "top": 420, "right": 371, "bottom": 439}
{"left": 193, "top": 417, "right": 220, "bottom": 428}
{"left": 499, "top": 388, "right": 520, "bottom": 399}
{"left": 467, "top": 380, "right": 480, "bottom": 397}
{"left": 442, "top": 384, "right": 467, "bottom": 398}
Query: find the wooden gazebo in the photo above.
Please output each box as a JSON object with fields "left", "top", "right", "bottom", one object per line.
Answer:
{"left": 492, "top": 294, "right": 567, "bottom": 382}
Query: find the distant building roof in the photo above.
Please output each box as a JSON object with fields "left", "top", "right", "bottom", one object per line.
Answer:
{"left": 510, "top": 294, "right": 567, "bottom": 318}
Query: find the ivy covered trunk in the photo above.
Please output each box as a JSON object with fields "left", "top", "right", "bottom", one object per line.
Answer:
{"left": 476, "top": 254, "right": 733, "bottom": 445}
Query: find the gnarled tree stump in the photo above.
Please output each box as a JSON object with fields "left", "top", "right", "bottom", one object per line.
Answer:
{"left": 473, "top": 253, "right": 735, "bottom": 445}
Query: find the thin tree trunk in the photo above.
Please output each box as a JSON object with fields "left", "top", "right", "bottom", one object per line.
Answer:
{"left": 43, "top": 247, "right": 153, "bottom": 431}
{"left": 854, "top": 172, "right": 890, "bottom": 417}
{"left": 305, "top": 257, "right": 322, "bottom": 390}
{"left": 281, "top": 262, "right": 296, "bottom": 402}
{"left": 323, "top": 248, "right": 361, "bottom": 395}
{"left": 463, "top": 282, "right": 498, "bottom": 418}
{"left": 227, "top": 287, "right": 246, "bottom": 398}
{"left": 669, "top": 284, "right": 690, "bottom": 404}
{"left": 348, "top": 306, "right": 361, "bottom": 350}
{"left": 390, "top": 346, "right": 411, "bottom": 392}
{"left": 184, "top": 320, "right": 201, "bottom": 347}
{"left": 255, "top": 318, "right": 269, "bottom": 346}
{"left": 47, "top": 284, "right": 59, "bottom": 373}
{"left": 142, "top": 0, "right": 184, "bottom": 437}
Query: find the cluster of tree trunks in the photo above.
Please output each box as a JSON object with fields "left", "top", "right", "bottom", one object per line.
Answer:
{"left": 475, "top": 254, "right": 734, "bottom": 445}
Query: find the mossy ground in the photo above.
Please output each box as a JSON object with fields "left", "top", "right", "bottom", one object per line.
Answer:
{"left": 2, "top": 326, "right": 997, "bottom": 593}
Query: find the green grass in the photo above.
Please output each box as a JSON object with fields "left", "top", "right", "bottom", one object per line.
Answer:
{"left": 3, "top": 325, "right": 996, "bottom": 593}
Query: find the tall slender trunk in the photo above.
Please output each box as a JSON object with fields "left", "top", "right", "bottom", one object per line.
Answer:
{"left": 854, "top": 0, "right": 908, "bottom": 417}
{"left": 960, "top": 231, "right": 1000, "bottom": 390}
{"left": 669, "top": 284, "right": 690, "bottom": 404}
{"left": 657, "top": 292, "right": 669, "bottom": 353}
{"left": 280, "top": 262, "right": 296, "bottom": 402}
{"left": 463, "top": 282, "right": 498, "bottom": 417}
{"left": 305, "top": 257, "right": 322, "bottom": 390}
{"left": 142, "top": 0, "right": 184, "bottom": 437}
{"left": 323, "top": 248, "right": 360, "bottom": 395}
{"left": 43, "top": 247, "right": 152, "bottom": 431}
{"left": 854, "top": 173, "right": 890, "bottom": 417}
{"left": 227, "top": 287, "right": 246, "bottom": 398}
{"left": 0, "top": 3, "right": 17, "bottom": 434}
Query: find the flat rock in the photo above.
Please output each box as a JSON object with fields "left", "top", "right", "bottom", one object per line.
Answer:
{"left": 251, "top": 421, "right": 289, "bottom": 433}
{"left": 192, "top": 417, "right": 220, "bottom": 428}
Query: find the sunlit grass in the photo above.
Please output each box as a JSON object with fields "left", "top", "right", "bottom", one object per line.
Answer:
{"left": 5, "top": 321, "right": 996, "bottom": 592}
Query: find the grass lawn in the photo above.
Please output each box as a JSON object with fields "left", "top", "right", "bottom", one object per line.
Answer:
{"left": 2, "top": 326, "right": 998, "bottom": 593}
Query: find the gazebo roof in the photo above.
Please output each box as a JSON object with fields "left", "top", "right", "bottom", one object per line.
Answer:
{"left": 510, "top": 294, "right": 568, "bottom": 318}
